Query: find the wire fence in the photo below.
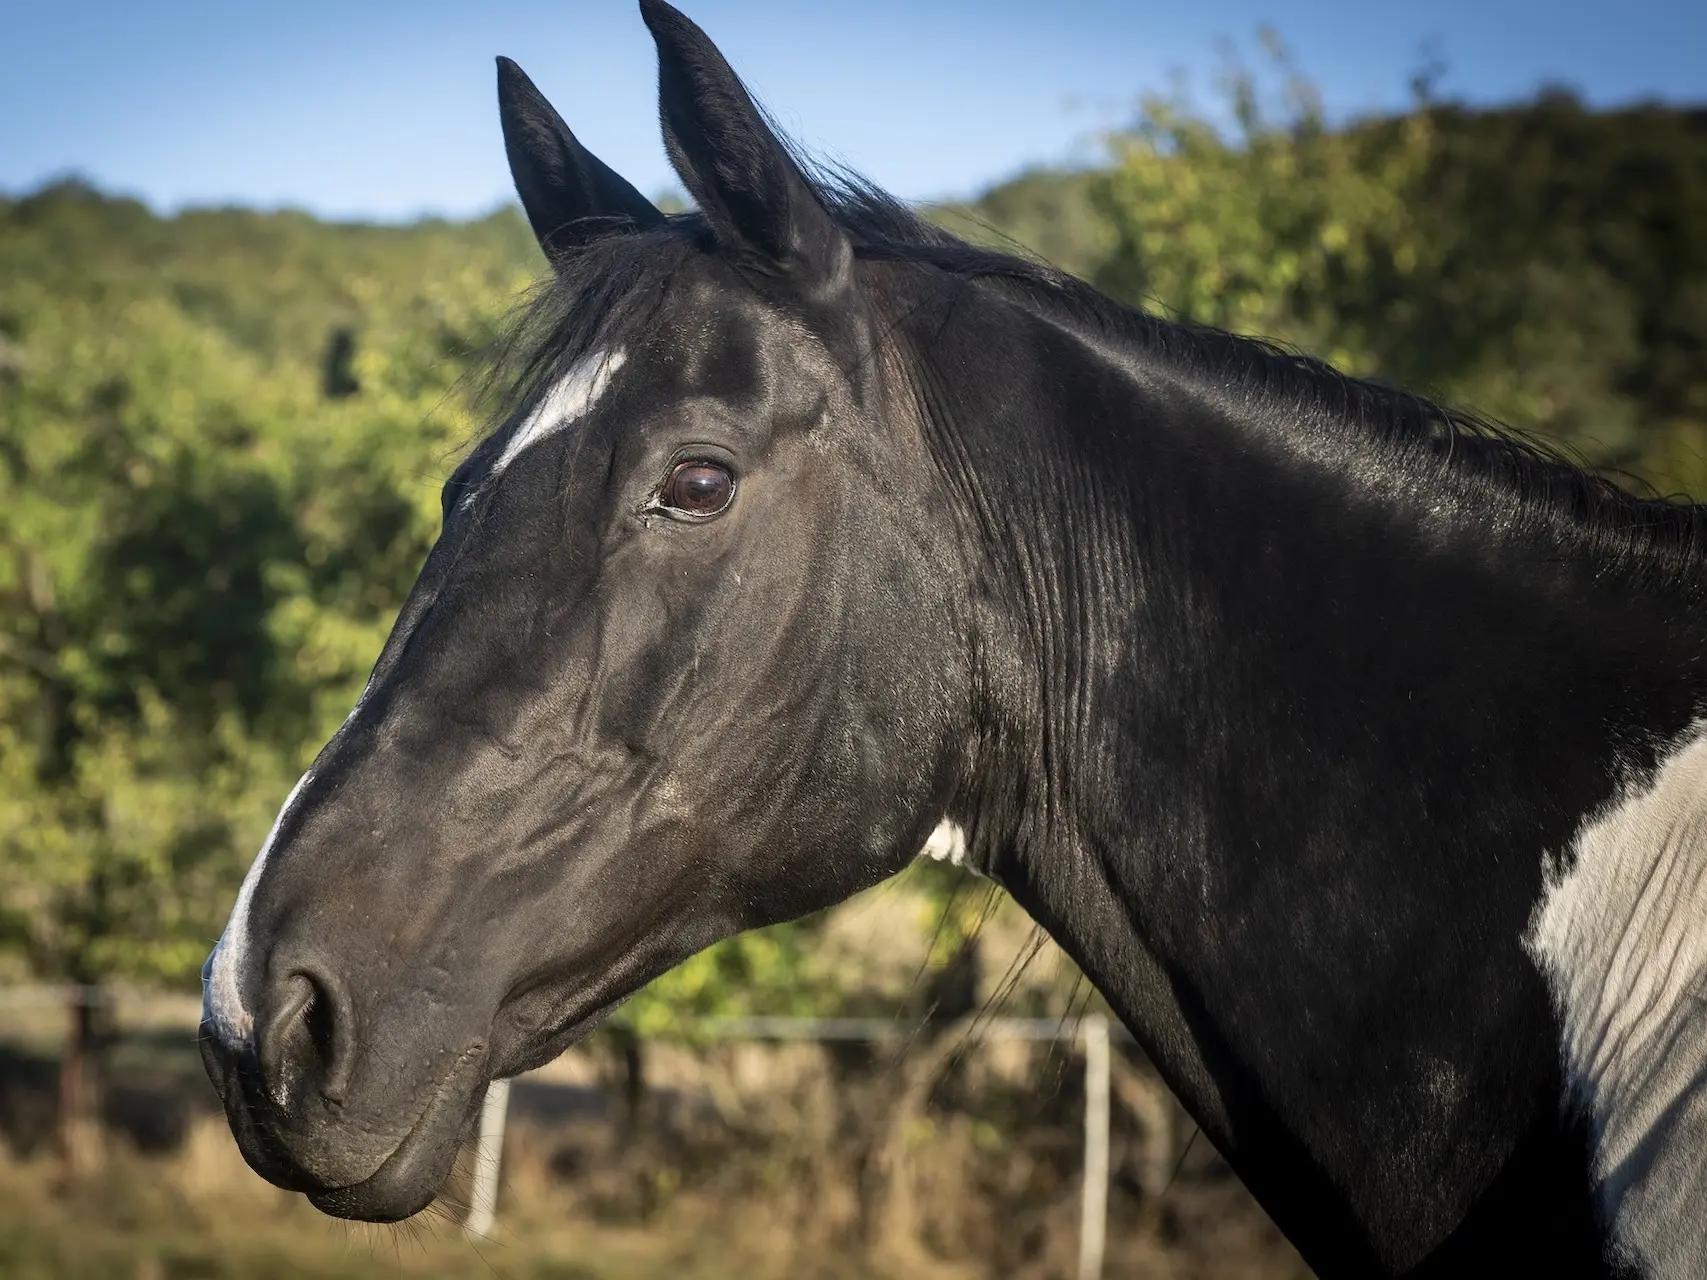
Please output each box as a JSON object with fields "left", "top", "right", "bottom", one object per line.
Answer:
{"left": 459, "top": 1013, "right": 1135, "bottom": 1280}
{"left": 0, "top": 987, "right": 1153, "bottom": 1280}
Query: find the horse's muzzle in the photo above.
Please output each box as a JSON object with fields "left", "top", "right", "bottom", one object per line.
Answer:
{"left": 200, "top": 1010, "right": 489, "bottom": 1222}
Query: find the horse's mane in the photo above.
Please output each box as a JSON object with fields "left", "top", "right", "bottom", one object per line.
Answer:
{"left": 490, "top": 165, "right": 1707, "bottom": 584}
{"left": 821, "top": 177, "right": 1707, "bottom": 578}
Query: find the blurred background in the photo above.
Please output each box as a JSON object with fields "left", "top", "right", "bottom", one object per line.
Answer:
{"left": 1, "top": 1, "right": 1703, "bottom": 1276}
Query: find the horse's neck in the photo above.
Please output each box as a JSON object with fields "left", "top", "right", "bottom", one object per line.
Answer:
{"left": 946, "top": 301, "right": 1707, "bottom": 1272}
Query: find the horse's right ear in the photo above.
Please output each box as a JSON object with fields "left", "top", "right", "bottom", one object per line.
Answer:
{"left": 640, "top": 0, "right": 852, "bottom": 301}
{"left": 497, "top": 57, "right": 664, "bottom": 263}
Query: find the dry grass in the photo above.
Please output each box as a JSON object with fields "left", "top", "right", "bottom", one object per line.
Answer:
{"left": 0, "top": 1115, "right": 908, "bottom": 1280}
{"left": 0, "top": 949, "right": 1310, "bottom": 1280}
{"left": 0, "top": 1074, "right": 1310, "bottom": 1280}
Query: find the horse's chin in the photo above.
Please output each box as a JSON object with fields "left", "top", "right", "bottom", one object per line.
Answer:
{"left": 303, "top": 1061, "right": 486, "bottom": 1222}
{"left": 211, "top": 1033, "right": 490, "bottom": 1224}
{"left": 311, "top": 1007, "right": 616, "bottom": 1223}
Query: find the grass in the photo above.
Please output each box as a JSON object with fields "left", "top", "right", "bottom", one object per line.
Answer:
{"left": 0, "top": 1121, "right": 899, "bottom": 1280}
{"left": 0, "top": 1022, "right": 1308, "bottom": 1280}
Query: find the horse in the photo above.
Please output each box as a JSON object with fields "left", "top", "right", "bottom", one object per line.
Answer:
{"left": 199, "top": 3, "right": 1707, "bottom": 1274}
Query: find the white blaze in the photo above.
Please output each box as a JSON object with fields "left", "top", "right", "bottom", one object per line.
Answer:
{"left": 492, "top": 348, "right": 626, "bottom": 478}
{"left": 204, "top": 769, "right": 316, "bottom": 1044}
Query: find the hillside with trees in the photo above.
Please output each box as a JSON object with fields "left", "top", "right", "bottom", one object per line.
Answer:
{"left": 1, "top": 80, "right": 1704, "bottom": 1026}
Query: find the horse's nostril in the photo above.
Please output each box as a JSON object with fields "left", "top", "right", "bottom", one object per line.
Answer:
{"left": 258, "top": 967, "right": 353, "bottom": 1108}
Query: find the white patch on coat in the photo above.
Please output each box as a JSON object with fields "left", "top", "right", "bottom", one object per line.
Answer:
{"left": 492, "top": 348, "right": 626, "bottom": 478}
{"left": 1526, "top": 726, "right": 1707, "bottom": 1276}
{"left": 920, "top": 819, "right": 973, "bottom": 871}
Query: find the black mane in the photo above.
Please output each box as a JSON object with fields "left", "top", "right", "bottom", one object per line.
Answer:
{"left": 831, "top": 181, "right": 1707, "bottom": 579}
{"left": 493, "top": 167, "right": 1707, "bottom": 590}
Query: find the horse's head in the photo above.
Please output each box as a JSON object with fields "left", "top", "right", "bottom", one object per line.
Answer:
{"left": 200, "top": 1, "right": 974, "bottom": 1221}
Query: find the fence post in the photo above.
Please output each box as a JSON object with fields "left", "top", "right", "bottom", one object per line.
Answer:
{"left": 463, "top": 1078, "right": 511, "bottom": 1240}
{"left": 1078, "top": 1015, "right": 1110, "bottom": 1280}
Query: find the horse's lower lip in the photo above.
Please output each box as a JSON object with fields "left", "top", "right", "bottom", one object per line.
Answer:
{"left": 305, "top": 1045, "right": 487, "bottom": 1223}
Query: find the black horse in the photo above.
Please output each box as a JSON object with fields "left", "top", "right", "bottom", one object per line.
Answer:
{"left": 200, "top": 4, "right": 1707, "bottom": 1274}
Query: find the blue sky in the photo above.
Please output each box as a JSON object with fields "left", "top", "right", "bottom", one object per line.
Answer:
{"left": 3, "top": 0, "right": 1703, "bottom": 222}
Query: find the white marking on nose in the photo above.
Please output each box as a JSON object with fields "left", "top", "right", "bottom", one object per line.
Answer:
{"left": 203, "top": 691, "right": 375, "bottom": 1045}
{"left": 921, "top": 819, "right": 971, "bottom": 869}
{"left": 203, "top": 769, "right": 315, "bottom": 1044}
{"left": 491, "top": 348, "right": 626, "bottom": 478}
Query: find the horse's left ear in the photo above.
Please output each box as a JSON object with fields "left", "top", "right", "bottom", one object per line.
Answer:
{"left": 640, "top": 0, "right": 852, "bottom": 299}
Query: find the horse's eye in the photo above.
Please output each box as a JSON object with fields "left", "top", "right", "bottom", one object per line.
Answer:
{"left": 662, "top": 460, "right": 735, "bottom": 517}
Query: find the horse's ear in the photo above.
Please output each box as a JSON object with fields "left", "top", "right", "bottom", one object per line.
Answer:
{"left": 639, "top": 0, "right": 852, "bottom": 296}
{"left": 497, "top": 56, "right": 664, "bottom": 262}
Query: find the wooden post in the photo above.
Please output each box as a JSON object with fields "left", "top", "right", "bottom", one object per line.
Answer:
{"left": 1078, "top": 1015, "right": 1110, "bottom": 1280}
{"left": 463, "top": 1079, "right": 511, "bottom": 1240}
{"left": 57, "top": 984, "right": 104, "bottom": 1174}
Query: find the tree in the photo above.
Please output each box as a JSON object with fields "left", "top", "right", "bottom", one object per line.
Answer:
{"left": 0, "top": 185, "right": 851, "bottom": 1138}
{"left": 1088, "top": 46, "right": 1707, "bottom": 492}
{"left": 0, "top": 184, "right": 534, "bottom": 1159}
{"left": 4, "top": 68, "right": 1704, "bottom": 1151}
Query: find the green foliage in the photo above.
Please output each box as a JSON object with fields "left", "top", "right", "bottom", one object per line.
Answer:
{"left": 1094, "top": 51, "right": 1436, "bottom": 374}
{"left": 0, "top": 182, "right": 536, "bottom": 984}
{"left": 931, "top": 169, "right": 1113, "bottom": 281}
{"left": 2, "top": 66, "right": 1704, "bottom": 1016}
{"left": 621, "top": 920, "right": 837, "bottom": 1037}
{"left": 1087, "top": 47, "right": 1707, "bottom": 489}
{"left": 0, "top": 181, "right": 839, "bottom": 1011}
